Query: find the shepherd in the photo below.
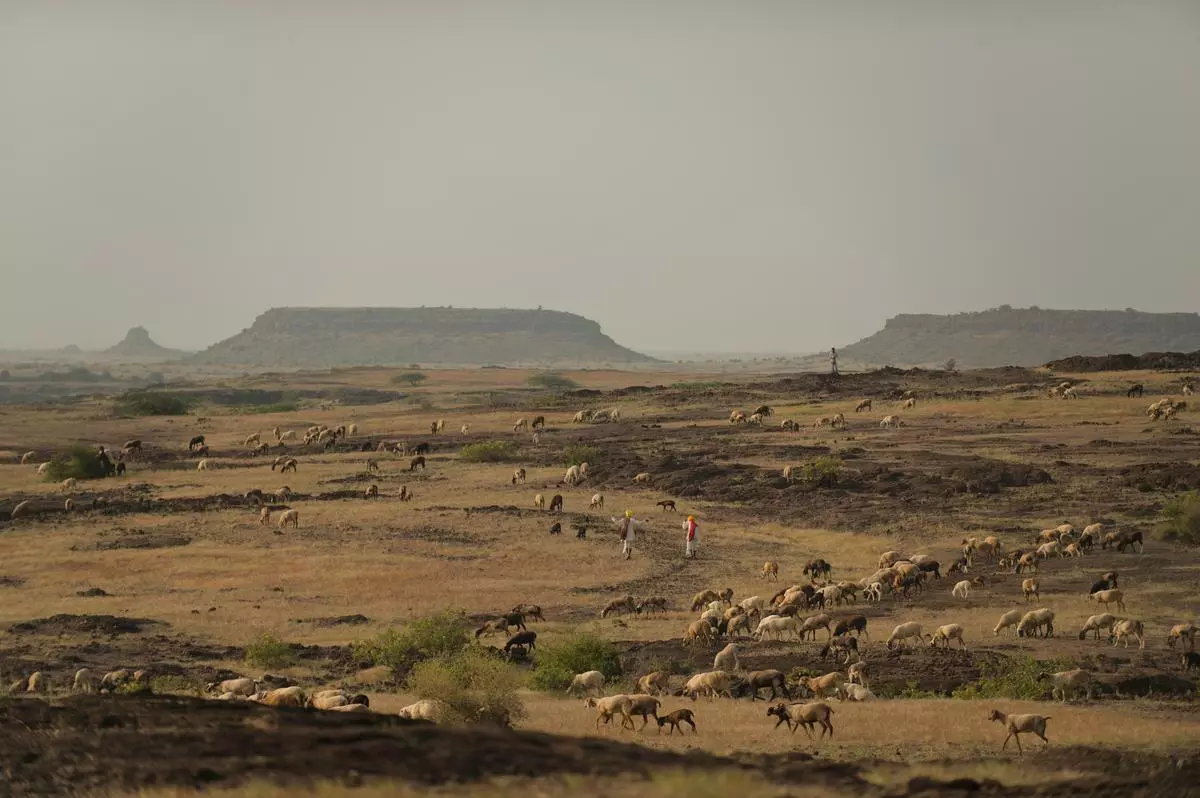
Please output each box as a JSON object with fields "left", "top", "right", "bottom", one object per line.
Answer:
{"left": 684, "top": 515, "right": 699, "bottom": 559}
{"left": 616, "top": 510, "right": 639, "bottom": 560}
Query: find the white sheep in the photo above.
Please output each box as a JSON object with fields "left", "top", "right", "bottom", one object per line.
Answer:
{"left": 713, "top": 643, "right": 740, "bottom": 672}
{"left": 886, "top": 622, "right": 927, "bottom": 649}
{"left": 1110, "top": 618, "right": 1145, "bottom": 649}
{"left": 930, "top": 623, "right": 968, "bottom": 650}
{"left": 880, "top": 415, "right": 903, "bottom": 428}
{"left": 566, "top": 670, "right": 606, "bottom": 698}
{"left": 460, "top": 424, "right": 470, "bottom": 435}
{"left": 838, "top": 682, "right": 875, "bottom": 702}
{"left": 590, "top": 493, "right": 604, "bottom": 509}
{"left": 586, "top": 695, "right": 635, "bottom": 729}
{"left": 278, "top": 509, "right": 300, "bottom": 529}
{"left": 36, "top": 462, "right": 50, "bottom": 475}
{"left": 952, "top": 580, "right": 971, "bottom": 600}
{"left": 1039, "top": 669, "right": 1093, "bottom": 702}
{"left": 19, "top": 451, "right": 37, "bottom": 465}
{"left": 993, "top": 609, "right": 1024, "bottom": 636}
{"left": 1078, "top": 613, "right": 1118, "bottom": 640}
{"left": 681, "top": 670, "right": 733, "bottom": 701}
{"left": 564, "top": 465, "right": 581, "bottom": 485}
{"left": 197, "top": 459, "right": 211, "bottom": 471}
{"left": 61, "top": 477, "right": 77, "bottom": 493}
{"left": 1089, "top": 589, "right": 1126, "bottom": 613}
{"left": 633, "top": 472, "right": 652, "bottom": 484}
{"left": 398, "top": 699, "right": 448, "bottom": 722}
{"left": 208, "top": 677, "right": 258, "bottom": 696}
{"left": 534, "top": 493, "right": 545, "bottom": 510}
{"left": 72, "top": 668, "right": 97, "bottom": 694}
{"left": 988, "top": 709, "right": 1051, "bottom": 754}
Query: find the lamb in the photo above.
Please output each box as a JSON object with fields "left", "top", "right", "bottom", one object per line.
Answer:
{"left": 1109, "top": 618, "right": 1146, "bottom": 649}
{"left": 713, "top": 643, "right": 740, "bottom": 672}
{"left": 590, "top": 493, "right": 605, "bottom": 510}
{"left": 1022, "top": 578, "right": 1040, "bottom": 602}
{"left": 278, "top": 509, "right": 300, "bottom": 529}
{"left": 72, "top": 668, "right": 97, "bottom": 694}
{"left": 988, "top": 709, "right": 1051, "bottom": 754}
{"left": 952, "top": 580, "right": 971, "bottom": 600}
{"left": 886, "top": 622, "right": 927, "bottom": 649}
{"left": 1016, "top": 608, "right": 1056, "bottom": 638}
{"left": 633, "top": 472, "right": 652, "bottom": 484}
{"left": 1038, "top": 669, "right": 1094, "bottom": 702}
{"left": 761, "top": 561, "right": 779, "bottom": 580}
{"left": 1089, "top": 589, "right": 1127, "bottom": 613}
{"left": 637, "top": 671, "right": 671, "bottom": 696}
{"left": 927, "top": 623, "right": 968, "bottom": 650}
{"left": 566, "top": 670, "right": 606, "bottom": 698}
{"left": 681, "top": 670, "right": 733, "bottom": 701}
{"left": 656, "top": 708, "right": 697, "bottom": 735}
{"left": 768, "top": 701, "right": 836, "bottom": 739}
{"left": 398, "top": 699, "right": 447, "bottom": 722}
{"left": 1078, "top": 613, "right": 1118, "bottom": 640}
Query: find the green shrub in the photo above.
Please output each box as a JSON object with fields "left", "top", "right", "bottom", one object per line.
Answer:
{"left": 43, "top": 445, "right": 110, "bottom": 482}
{"left": 529, "top": 633, "right": 622, "bottom": 691}
{"left": 526, "top": 373, "right": 579, "bottom": 391}
{"left": 393, "top": 372, "right": 428, "bottom": 387}
{"left": 351, "top": 610, "right": 468, "bottom": 676}
{"left": 459, "top": 440, "right": 520, "bottom": 463}
{"left": 113, "top": 390, "right": 192, "bottom": 417}
{"left": 563, "top": 445, "right": 601, "bottom": 467}
{"left": 800, "top": 456, "right": 843, "bottom": 487}
{"left": 1157, "top": 491, "right": 1200, "bottom": 544}
{"left": 244, "top": 633, "right": 295, "bottom": 670}
{"left": 951, "top": 655, "right": 1074, "bottom": 700}
{"left": 407, "top": 647, "right": 526, "bottom": 726}
{"left": 880, "top": 680, "right": 939, "bottom": 699}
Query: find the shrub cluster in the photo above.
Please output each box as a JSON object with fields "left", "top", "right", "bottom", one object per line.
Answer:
{"left": 459, "top": 440, "right": 520, "bottom": 463}
{"left": 529, "top": 633, "right": 622, "bottom": 691}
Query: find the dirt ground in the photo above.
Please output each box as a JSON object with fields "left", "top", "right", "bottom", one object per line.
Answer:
{"left": 1, "top": 364, "right": 1198, "bottom": 796}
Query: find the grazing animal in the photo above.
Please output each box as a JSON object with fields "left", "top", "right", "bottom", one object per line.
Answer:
{"left": 531, "top": 416, "right": 546, "bottom": 429}
{"left": 512, "top": 468, "right": 526, "bottom": 484}
{"left": 534, "top": 494, "right": 545, "bottom": 510}
{"left": 409, "top": 456, "right": 426, "bottom": 471}
{"left": 549, "top": 522, "right": 562, "bottom": 535}
{"left": 988, "top": 709, "right": 1050, "bottom": 754}
{"left": 803, "top": 559, "right": 833, "bottom": 580}
{"left": 855, "top": 398, "right": 872, "bottom": 412}
{"left": 657, "top": 500, "right": 677, "bottom": 512}
{"left": 188, "top": 435, "right": 206, "bottom": 451}
{"left": 504, "top": 631, "right": 537, "bottom": 652}
{"left": 278, "top": 509, "right": 299, "bottom": 529}
{"left": 1127, "top": 384, "right": 1144, "bottom": 398}
{"left": 656, "top": 708, "right": 697, "bottom": 735}
{"left": 761, "top": 561, "right": 778, "bottom": 580}
{"left": 590, "top": 493, "right": 604, "bottom": 510}
{"left": 548, "top": 494, "right": 563, "bottom": 513}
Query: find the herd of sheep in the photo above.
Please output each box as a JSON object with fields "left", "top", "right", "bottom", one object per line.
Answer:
{"left": 5, "top": 376, "right": 1200, "bottom": 757}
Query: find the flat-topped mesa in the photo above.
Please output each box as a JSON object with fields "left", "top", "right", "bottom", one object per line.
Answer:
{"left": 841, "top": 307, "right": 1200, "bottom": 369}
{"left": 191, "top": 307, "right": 653, "bottom": 367}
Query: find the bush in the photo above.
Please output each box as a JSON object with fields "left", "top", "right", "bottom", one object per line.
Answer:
{"left": 951, "top": 655, "right": 1074, "bottom": 700}
{"left": 1157, "top": 491, "right": 1200, "bottom": 544}
{"left": 43, "top": 445, "right": 110, "bottom": 482}
{"left": 113, "top": 390, "right": 192, "bottom": 417}
{"left": 529, "top": 633, "right": 622, "bottom": 691}
{"left": 351, "top": 610, "right": 469, "bottom": 676}
{"left": 527, "top": 373, "right": 579, "bottom": 391}
{"left": 459, "top": 440, "right": 520, "bottom": 463}
{"left": 407, "top": 647, "right": 526, "bottom": 726}
{"left": 393, "top": 372, "right": 428, "bottom": 387}
{"left": 150, "top": 675, "right": 202, "bottom": 696}
{"left": 244, "top": 633, "right": 295, "bottom": 670}
{"left": 563, "top": 445, "right": 601, "bottom": 467}
{"left": 800, "top": 456, "right": 843, "bottom": 488}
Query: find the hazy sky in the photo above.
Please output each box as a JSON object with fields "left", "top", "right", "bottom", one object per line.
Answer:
{"left": 3, "top": 2, "right": 1199, "bottom": 354}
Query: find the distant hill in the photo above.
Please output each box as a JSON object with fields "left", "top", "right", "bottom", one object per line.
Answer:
{"left": 840, "top": 307, "right": 1200, "bottom": 369}
{"left": 190, "top": 307, "right": 654, "bottom": 367}
{"left": 104, "top": 327, "right": 185, "bottom": 360}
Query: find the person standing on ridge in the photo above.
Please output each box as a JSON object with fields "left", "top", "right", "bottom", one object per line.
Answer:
{"left": 684, "top": 515, "right": 699, "bottom": 559}
{"left": 830, "top": 347, "right": 839, "bottom": 376}
{"left": 615, "top": 509, "right": 640, "bottom": 560}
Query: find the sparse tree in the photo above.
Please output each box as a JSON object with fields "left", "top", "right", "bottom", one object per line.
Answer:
{"left": 945, "top": 358, "right": 957, "bottom": 372}
{"left": 394, "top": 372, "right": 428, "bottom": 387}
